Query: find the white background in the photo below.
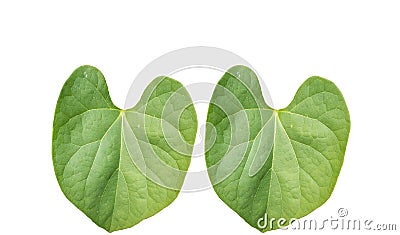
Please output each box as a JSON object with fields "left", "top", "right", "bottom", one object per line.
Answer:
{"left": 1, "top": 0, "right": 399, "bottom": 234}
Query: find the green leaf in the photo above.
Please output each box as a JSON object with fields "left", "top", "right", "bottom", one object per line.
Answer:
{"left": 205, "top": 65, "right": 350, "bottom": 232}
{"left": 52, "top": 65, "right": 197, "bottom": 232}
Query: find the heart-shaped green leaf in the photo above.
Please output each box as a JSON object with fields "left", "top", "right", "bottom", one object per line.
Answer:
{"left": 52, "top": 66, "right": 197, "bottom": 232}
{"left": 205, "top": 65, "right": 350, "bottom": 232}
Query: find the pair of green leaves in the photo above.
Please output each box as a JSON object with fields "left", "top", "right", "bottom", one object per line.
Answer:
{"left": 52, "top": 65, "right": 350, "bottom": 232}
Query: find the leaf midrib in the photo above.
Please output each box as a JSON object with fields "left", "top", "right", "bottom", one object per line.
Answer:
{"left": 228, "top": 107, "right": 340, "bottom": 219}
